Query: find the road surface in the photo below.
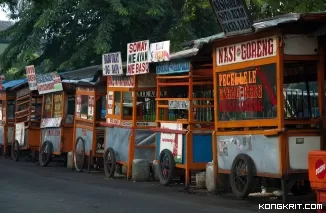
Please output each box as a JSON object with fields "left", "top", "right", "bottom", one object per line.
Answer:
{"left": 0, "top": 157, "right": 314, "bottom": 213}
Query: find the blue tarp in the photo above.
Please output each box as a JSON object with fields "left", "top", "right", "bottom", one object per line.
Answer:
{"left": 2, "top": 78, "right": 27, "bottom": 91}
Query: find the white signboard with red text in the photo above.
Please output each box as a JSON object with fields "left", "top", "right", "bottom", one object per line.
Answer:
{"left": 159, "top": 123, "right": 183, "bottom": 163}
{"left": 216, "top": 36, "right": 277, "bottom": 66}
{"left": 149, "top": 40, "right": 170, "bottom": 62}
{"left": 25, "top": 65, "right": 37, "bottom": 90}
{"left": 127, "top": 40, "right": 150, "bottom": 75}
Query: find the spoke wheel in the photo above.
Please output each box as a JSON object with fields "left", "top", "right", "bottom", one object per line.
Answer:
{"left": 230, "top": 154, "right": 255, "bottom": 199}
{"left": 158, "top": 149, "right": 175, "bottom": 186}
{"left": 12, "top": 140, "right": 20, "bottom": 161}
{"left": 74, "top": 137, "right": 85, "bottom": 172}
{"left": 39, "top": 141, "right": 53, "bottom": 167}
{"left": 104, "top": 147, "right": 116, "bottom": 178}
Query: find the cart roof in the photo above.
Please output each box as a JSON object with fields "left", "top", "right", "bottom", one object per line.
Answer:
{"left": 1, "top": 78, "right": 27, "bottom": 91}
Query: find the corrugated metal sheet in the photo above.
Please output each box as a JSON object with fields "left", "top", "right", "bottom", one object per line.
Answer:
{"left": 2, "top": 78, "right": 27, "bottom": 91}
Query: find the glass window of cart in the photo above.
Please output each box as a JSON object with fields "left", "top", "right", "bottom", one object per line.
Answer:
{"left": 283, "top": 63, "right": 319, "bottom": 119}
{"left": 96, "top": 95, "right": 106, "bottom": 121}
{"left": 217, "top": 63, "right": 277, "bottom": 121}
{"left": 65, "top": 96, "right": 75, "bottom": 124}
{"left": 114, "top": 91, "right": 121, "bottom": 116}
{"left": 75, "top": 94, "right": 96, "bottom": 120}
{"left": 7, "top": 100, "right": 15, "bottom": 119}
{"left": 136, "top": 91, "right": 156, "bottom": 122}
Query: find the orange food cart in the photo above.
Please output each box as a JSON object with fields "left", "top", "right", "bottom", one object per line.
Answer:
{"left": 153, "top": 46, "right": 214, "bottom": 188}
{"left": 211, "top": 13, "right": 326, "bottom": 203}
{"left": 0, "top": 79, "right": 26, "bottom": 157}
{"left": 101, "top": 46, "right": 157, "bottom": 179}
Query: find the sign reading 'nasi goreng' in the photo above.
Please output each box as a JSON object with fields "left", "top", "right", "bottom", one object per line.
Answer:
{"left": 216, "top": 36, "right": 277, "bottom": 66}
{"left": 127, "top": 40, "right": 150, "bottom": 75}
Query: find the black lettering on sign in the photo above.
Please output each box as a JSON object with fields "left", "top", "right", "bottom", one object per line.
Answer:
{"left": 211, "top": 0, "right": 253, "bottom": 35}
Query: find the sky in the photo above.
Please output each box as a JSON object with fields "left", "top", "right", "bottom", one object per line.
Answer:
{"left": 0, "top": 6, "right": 10, "bottom": 21}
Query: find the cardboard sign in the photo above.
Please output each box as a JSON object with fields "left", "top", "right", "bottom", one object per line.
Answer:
{"left": 36, "top": 72, "right": 63, "bottom": 94}
{"left": 88, "top": 96, "right": 95, "bottom": 119}
{"left": 149, "top": 41, "right": 170, "bottom": 62}
{"left": 160, "top": 123, "right": 183, "bottom": 163}
{"left": 210, "top": 0, "right": 253, "bottom": 36}
{"left": 216, "top": 36, "right": 277, "bottom": 66}
{"left": 25, "top": 65, "right": 37, "bottom": 90}
{"left": 127, "top": 40, "right": 150, "bottom": 75}
{"left": 156, "top": 60, "right": 191, "bottom": 75}
{"left": 168, "top": 100, "right": 190, "bottom": 110}
{"left": 102, "top": 52, "right": 123, "bottom": 76}
{"left": 40, "top": 118, "right": 62, "bottom": 128}
{"left": 106, "top": 118, "right": 155, "bottom": 127}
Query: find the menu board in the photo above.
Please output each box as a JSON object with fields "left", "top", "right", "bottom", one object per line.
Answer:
{"left": 53, "top": 93, "right": 63, "bottom": 118}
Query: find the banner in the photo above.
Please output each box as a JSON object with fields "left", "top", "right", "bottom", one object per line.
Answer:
{"left": 149, "top": 41, "right": 170, "bottom": 62}
{"left": 156, "top": 60, "right": 191, "bottom": 75}
{"left": 36, "top": 72, "right": 63, "bottom": 94}
{"left": 25, "top": 65, "right": 37, "bottom": 90}
{"left": 126, "top": 40, "right": 150, "bottom": 75}
{"left": 102, "top": 52, "right": 123, "bottom": 76}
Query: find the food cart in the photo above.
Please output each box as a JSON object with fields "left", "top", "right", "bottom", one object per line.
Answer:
{"left": 101, "top": 45, "right": 157, "bottom": 179}
{"left": 12, "top": 79, "right": 42, "bottom": 161}
{"left": 37, "top": 72, "right": 76, "bottom": 166}
{"left": 211, "top": 13, "right": 326, "bottom": 203}
{"left": 0, "top": 79, "right": 26, "bottom": 157}
{"left": 153, "top": 45, "right": 214, "bottom": 188}
{"left": 71, "top": 66, "right": 107, "bottom": 172}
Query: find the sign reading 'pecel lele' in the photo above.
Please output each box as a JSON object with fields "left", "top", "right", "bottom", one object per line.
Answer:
{"left": 210, "top": 0, "right": 253, "bottom": 36}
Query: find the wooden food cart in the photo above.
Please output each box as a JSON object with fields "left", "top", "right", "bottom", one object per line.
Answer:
{"left": 154, "top": 47, "right": 214, "bottom": 188}
{"left": 37, "top": 72, "right": 76, "bottom": 166}
{"left": 212, "top": 13, "right": 326, "bottom": 202}
{"left": 0, "top": 79, "right": 26, "bottom": 157}
{"left": 12, "top": 80, "right": 42, "bottom": 161}
{"left": 72, "top": 66, "right": 107, "bottom": 172}
{"left": 101, "top": 46, "right": 157, "bottom": 179}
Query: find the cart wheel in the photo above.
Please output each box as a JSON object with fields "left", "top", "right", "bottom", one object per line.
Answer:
{"left": 104, "top": 147, "right": 116, "bottom": 178}
{"left": 12, "top": 140, "right": 20, "bottom": 161}
{"left": 39, "top": 141, "right": 53, "bottom": 167}
{"left": 158, "top": 149, "right": 175, "bottom": 186}
{"left": 74, "top": 137, "right": 85, "bottom": 172}
{"left": 230, "top": 154, "right": 255, "bottom": 199}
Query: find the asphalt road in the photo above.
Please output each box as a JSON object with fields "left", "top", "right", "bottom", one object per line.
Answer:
{"left": 0, "top": 157, "right": 315, "bottom": 213}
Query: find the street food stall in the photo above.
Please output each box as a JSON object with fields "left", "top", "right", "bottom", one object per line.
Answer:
{"left": 211, "top": 12, "right": 326, "bottom": 203}
{"left": 12, "top": 68, "right": 42, "bottom": 161}
{"left": 71, "top": 66, "right": 107, "bottom": 172}
{"left": 0, "top": 79, "right": 26, "bottom": 157}
{"left": 153, "top": 45, "right": 214, "bottom": 188}
{"left": 101, "top": 43, "right": 157, "bottom": 179}
{"left": 37, "top": 72, "right": 76, "bottom": 166}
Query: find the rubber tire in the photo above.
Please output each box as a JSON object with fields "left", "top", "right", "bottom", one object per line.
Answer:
{"left": 230, "top": 154, "right": 256, "bottom": 199}
{"left": 104, "top": 147, "right": 116, "bottom": 178}
{"left": 74, "top": 137, "right": 86, "bottom": 172}
{"left": 39, "top": 141, "right": 53, "bottom": 167}
{"left": 158, "top": 149, "right": 175, "bottom": 186}
{"left": 12, "top": 140, "right": 20, "bottom": 161}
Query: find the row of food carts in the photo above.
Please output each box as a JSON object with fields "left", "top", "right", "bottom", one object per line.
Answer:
{"left": 2, "top": 12, "right": 326, "bottom": 207}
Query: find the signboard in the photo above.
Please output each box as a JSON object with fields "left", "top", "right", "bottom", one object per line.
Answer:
{"left": 76, "top": 95, "right": 81, "bottom": 117}
{"left": 216, "top": 36, "right": 277, "bottom": 66}
{"left": 156, "top": 60, "right": 191, "bottom": 75}
{"left": 210, "top": 0, "right": 253, "bottom": 36}
{"left": 127, "top": 40, "right": 150, "bottom": 75}
{"left": 149, "top": 41, "right": 170, "bottom": 62}
{"left": 36, "top": 72, "right": 63, "bottom": 94}
{"left": 102, "top": 52, "right": 123, "bottom": 76}
{"left": 107, "top": 91, "right": 113, "bottom": 115}
{"left": 106, "top": 118, "right": 156, "bottom": 127}
{"left": 137, "top": 91, "right": 156, "bottom": 97}
{"left": 217, "top": 63, "right": 277, "bottom": 121}
{"left": 168, "top": 100, "right": 190, "bottom": 109}
{"left": 15, "top": 122, "right": 25, "bottom": 146}
{"left": 107, "top": 76, "right": 135, "bottom": 87}
{"left": 25, "top": 65, "right": 37, "bottom": 90}
{"left": 159, "top": 123, "right": 183, "bottom": 163}
{"left": 53, "top": 93, "right": 63, "bottom": 118}
{"left": 41, "top": 118, "right": 62, "bottom": 128}
{"left": 88, "top": 96, "right": 95, "bottom": 119}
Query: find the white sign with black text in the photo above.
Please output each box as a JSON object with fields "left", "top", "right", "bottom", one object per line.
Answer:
{"left": 102, "top": 52, "right": 123, "bottom": 76}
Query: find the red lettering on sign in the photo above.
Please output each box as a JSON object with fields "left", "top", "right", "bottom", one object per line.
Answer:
{"left": 128, "top": 41, "right": 148, "bottom": 54}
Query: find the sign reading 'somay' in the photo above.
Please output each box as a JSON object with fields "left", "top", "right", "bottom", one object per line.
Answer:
{"left": 127, "top": 40, "right": 149, "bottom": 75}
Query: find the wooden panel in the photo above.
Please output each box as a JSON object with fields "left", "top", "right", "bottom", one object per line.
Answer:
{"left": 28, "top": 128, "right": 41, "bottom": 148}
{"left": 62, "top": 126, "right": 74, "bottom": 153}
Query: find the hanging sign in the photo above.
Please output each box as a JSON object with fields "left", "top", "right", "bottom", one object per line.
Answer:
{"left": 216, "top": 36, "right": 277, "bottom": 66}
{"left": 156, "top": 60, "right": 191, "bottom": 75}
{"left": 210, "top": 0, "right": 253, "bottom": 36}
{"left": 88, "top": 96, "right": 95, "bottom": 120}
{"left": 168, "top": 100, "right": 190, "bottom": 110}
{"left": 102, "top": 52, "right": 123, "bottom": 76}
{"left": 25, "top": 65, "right": 37, "bottom": 91}
{"left": 149, "top": 41, "right": 170, "bottom": 62}
{"left": 160, "top": 123, "right": 183, "bottom": 163}
{"left": 127, "top": 40, "right": 150, "bottom": 75}
{"left": 107, "top": 91, "right": 113, "bottom": 115}
{"left": 107, "top": 76, "right": 135, "bottom": 87}
{"left": 35, "top": 72, "right": 63, "bottom": 94}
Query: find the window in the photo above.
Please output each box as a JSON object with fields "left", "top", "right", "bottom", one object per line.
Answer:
{"left": 80, "top": 95, "right": 88, "bottom": 119}
{"left": 217, "top": 63, "right": 277, "bottom": 121}
{"left": 43, "top": 94, "right": 53, "bottom": 118}
{"left": 114, "top": 91, "right": 121, "bottom": 115}
{"left": 53, "top": 93, "right": 63, "bottom": 118}
{"left": 96, "top": 96, "right": 106, "bottom": 120}
{"left": 65, "top": 96, "right": 75, "bottom": 124}
{"left": 7, "top": 100, "right": 15, "bottom": 119}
